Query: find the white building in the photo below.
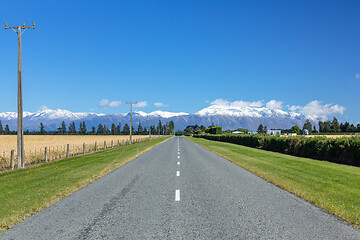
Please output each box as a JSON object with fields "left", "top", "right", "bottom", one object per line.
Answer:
{"left": 267, "top": 129, "right": 282, "bottom": 135}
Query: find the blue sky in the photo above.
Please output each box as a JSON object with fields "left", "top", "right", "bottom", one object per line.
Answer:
{"left": 1, "top": 0, "right": 360, "bottom": 123}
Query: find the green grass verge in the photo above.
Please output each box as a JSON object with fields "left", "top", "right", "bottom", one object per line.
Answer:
{"left": 186, "top": 136, "right": 360, "bottom": 228}
{"left": 0, "top": 137, "right": 171, "bottom": 232}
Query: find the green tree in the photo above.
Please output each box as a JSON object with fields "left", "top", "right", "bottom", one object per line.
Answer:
{"left": 0, "top": 120, "right": 3, "bottom": 135}
{"left": 323, "top": 121, "right": 331, "bottom": 132}
{"left": 116, "top": 123, "right": 121, "bottom": 135}
{"left": 61, "top": 121, "right": 67, "bottom": 135}
{"left": 111, "top": 123, "right": 116, "bottom": 135}
{"left": 123, "top": 123, "right": 130, "bottom": 135}
{"left": 318, "top": 121, "right": 324, "bottom": 132}
{"left": 97, "top": 124, "right": 104, "bottom": 135}
{"left": 257, "top": 124, "right": 264, "bottom": 134}
{"left": 169, "top": 120, "right": 175, "bottom": 135}
{"left": 79, "top": 122, "right": 83, "bottom": 134}
{"left": 303, "top": 119, "right": 312, "bottom": 133}
{"left": 264, "top": 126, "right": 268, "bottom": 133}
{"left": 291, "top": 125, "right": 301, "bottom": 135}
{"left": 157, "top": 120, "right": 162, "bottom": 135}
{"left": 313, "top": 125, "right": 317, "bottom": 133}
{"left": 4, "top": 124, "right": 10, "bottom": 135}
{"left": 82, "top": 121, "right": 87, "bottom": 134}
{"left": 91, "top": 126, "right": 96, "bottom": 135}
{"left": 331, "top": 117, "right": 340, "bottom": 132}
{"left": 137, "top": 121, "right": 143, "bottom": 135}
{"left": 40, "top": 123, "right": 46, "bottom": 135}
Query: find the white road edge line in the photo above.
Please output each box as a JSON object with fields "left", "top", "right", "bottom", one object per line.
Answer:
{"left": 176, "top": 171, "right": 180, "bottom": 177}
{"left": 175, "top": 190, "right": 180, "bottom": 201}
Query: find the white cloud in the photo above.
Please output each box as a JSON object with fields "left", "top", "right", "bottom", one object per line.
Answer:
{"left": 211, "top": 99, "right": 264, "bottom": 108}
{"left": 289, "top": 100, "right": 346, "bottom": 120}
{"left": 134, "top": 101, "right": 147, "bottom": 108}
{"left": 356, "top": 73, "right": 360, "bottom": 79}
{"left": 266, "top": 100, "right": 283, "bottom": 110}
{"left": 231, "top": 100, "right": 264, "bottom": 108}
{"left": 154, "top": 102, "right": 168, "bottom": 107}
{"left": 38, "top": 105, "right": 48, "bottom": 111}
{"left": 98, "top": 99, "right": 109, "bottom": 107}
{"left": 211, "top": 99, "right": 230, "bottom": 106}
{"left": 109, "top": 101, "right": 122, "bottom": 108}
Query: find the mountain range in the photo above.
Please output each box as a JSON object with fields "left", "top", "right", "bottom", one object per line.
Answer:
{"left": 0, "top": 105, "right": 316, "bottom": 131}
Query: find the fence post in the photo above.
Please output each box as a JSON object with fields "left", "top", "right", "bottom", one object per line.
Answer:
{"left": 83, "top": 143, "right": 85, "bottom": 154}
{"left": 104, "top": 141, "right": 107, "bottom": 150}
{"left": 111, "top": 140, "right": 113, "bottom": 148}
{"left": 11, "top": 150, "right": 15, "bottom": 169}
{"left": 95, "top": 141, "right": 97, "bottom": 151}
{"left": 45, "top": 147, "right": 48, "bottom": 162}
{"left": 67, "top": 144, "right": 70, "bottom": 158}
{"left": 117, "top": 140, "right": 120, "bottom": 147}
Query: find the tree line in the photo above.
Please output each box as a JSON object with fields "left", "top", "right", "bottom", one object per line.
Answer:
{"left": 0, "top": 120, "right": 175, "bottom": 135}
{"left": 257, "top": 117, "right": 360, "bottom": 135}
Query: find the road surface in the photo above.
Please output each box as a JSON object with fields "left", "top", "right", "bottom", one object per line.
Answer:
{"left": 1, "top": 136, "right": 359, "bottom": 239}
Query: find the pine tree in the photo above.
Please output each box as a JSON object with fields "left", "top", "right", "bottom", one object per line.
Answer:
{"left": 91, "top": 126, "right": 96, "bottom": 135}
{"left": 111, "top": 123, "right": 116, "bottom": 135}
{"left": 257, "top": 124, "right": 264, "bottom": 134}
{"left": 157, "top": 120, "right": 162, "bottom": 135}
{"left": 4, "top": 125, "right": 10, "bottom": 135}
{"left": 138, "top": 121, "right": 143, "bottom": 135}
{"left": 40, "top": 123, "right": 46, "bottom": 135}
{"left": 97, "top": 124, "right": 104, "bottom": 135}
{"left": 61, "top": 121, "right": 67, "bottom": 135}
{"left": 123, "top": 123, "right": 130, "bottom": 135}
{"left": 303, "top": 119, "right": 312, "bottom": 132}
{"left": 264, "top": 126, "right": 268, "bottom": 133}
{"left": 116, "top": 123, "right": 121, "bottom": 135}
{"left": 331, "top": 117, "right": 340, "bottom": 132}
{"left": 82, "top": 121, "right": 87, "bottom": 134}
{"left": 323, "top": 121, "right": 331, "bottom": 132}
{"left": 0, "top": 120, "right": 3, "bottom": 135}
{"left": 143, "top": 127, "right": 148, "bottom": 135}
{"left": 169, "top": 120, "right": 175, "bottom": 134}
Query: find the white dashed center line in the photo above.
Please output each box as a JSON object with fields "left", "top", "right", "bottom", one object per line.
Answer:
{"left": 175, "top": 190, "right": 180, "bottom": 201}
{"left": 176, "top": 171, "right": 180, "bottom": 177}
{"left": 177, "top": 162, "right": 180, "bottom": 165}
{"left": 177, "top": 156, "right": 180, "bottom": 159}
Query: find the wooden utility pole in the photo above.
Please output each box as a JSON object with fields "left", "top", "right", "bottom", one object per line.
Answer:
{"left": 126, "top": 102, "right": 137, "bottom": 144}
{"left": 149, "top": 115, "right": 151, "bottom": 140}
{"left": 5, "top": 22, "right": 35, "bottom": 168}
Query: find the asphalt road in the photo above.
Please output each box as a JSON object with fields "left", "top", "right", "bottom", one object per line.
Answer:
{"left": 1, "top": 136, "right": 360, "bottom": 239}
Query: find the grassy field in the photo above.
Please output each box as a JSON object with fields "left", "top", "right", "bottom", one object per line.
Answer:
{"left": 0, "top": 135, "right": 157, "bottom": 168}
{"left": 0, "top": 136, "right": 170, "bottom": 232}
{"left": 187, "top": 137, "right": 360, "bottom": 228}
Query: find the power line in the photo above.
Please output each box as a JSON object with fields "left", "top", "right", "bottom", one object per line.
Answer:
{"left": 5, "top": 22, "right": 35, "bottom": 168}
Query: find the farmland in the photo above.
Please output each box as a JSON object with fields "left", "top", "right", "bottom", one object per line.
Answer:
{"left": 0, "top": 135, "right": 158, "bottom": 169}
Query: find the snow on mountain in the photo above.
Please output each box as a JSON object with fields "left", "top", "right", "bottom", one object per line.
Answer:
{"left": 149, "top": 110, "right": 189, "bottom": 118}
{"left": 0, "top": 106, "right": 314, "bottom": 131}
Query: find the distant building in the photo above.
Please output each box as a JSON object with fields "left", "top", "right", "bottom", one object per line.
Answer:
{"left": 249, "top": 131, "right": 258, "bottom": 135}
{"left": 288, "top": 133, "right": 297, "bottom": 136}
{"left": 266, "top": 129, "right": 281, "bottom": 135}
{"left": 232, "top": 131, "right": 244, "bottom": 134}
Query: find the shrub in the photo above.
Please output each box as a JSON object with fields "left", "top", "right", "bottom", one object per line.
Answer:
{"left": 194, "top": 134, "right": 360, "bottom": 166}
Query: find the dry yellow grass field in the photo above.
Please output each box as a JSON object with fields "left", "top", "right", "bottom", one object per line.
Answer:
{"left": 0, "top": 135, "right": 156, "bottom": 168}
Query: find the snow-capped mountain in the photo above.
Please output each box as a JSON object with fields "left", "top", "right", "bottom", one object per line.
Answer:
{"left": 0, "top": 106, "right": 315, "bottom": 131}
